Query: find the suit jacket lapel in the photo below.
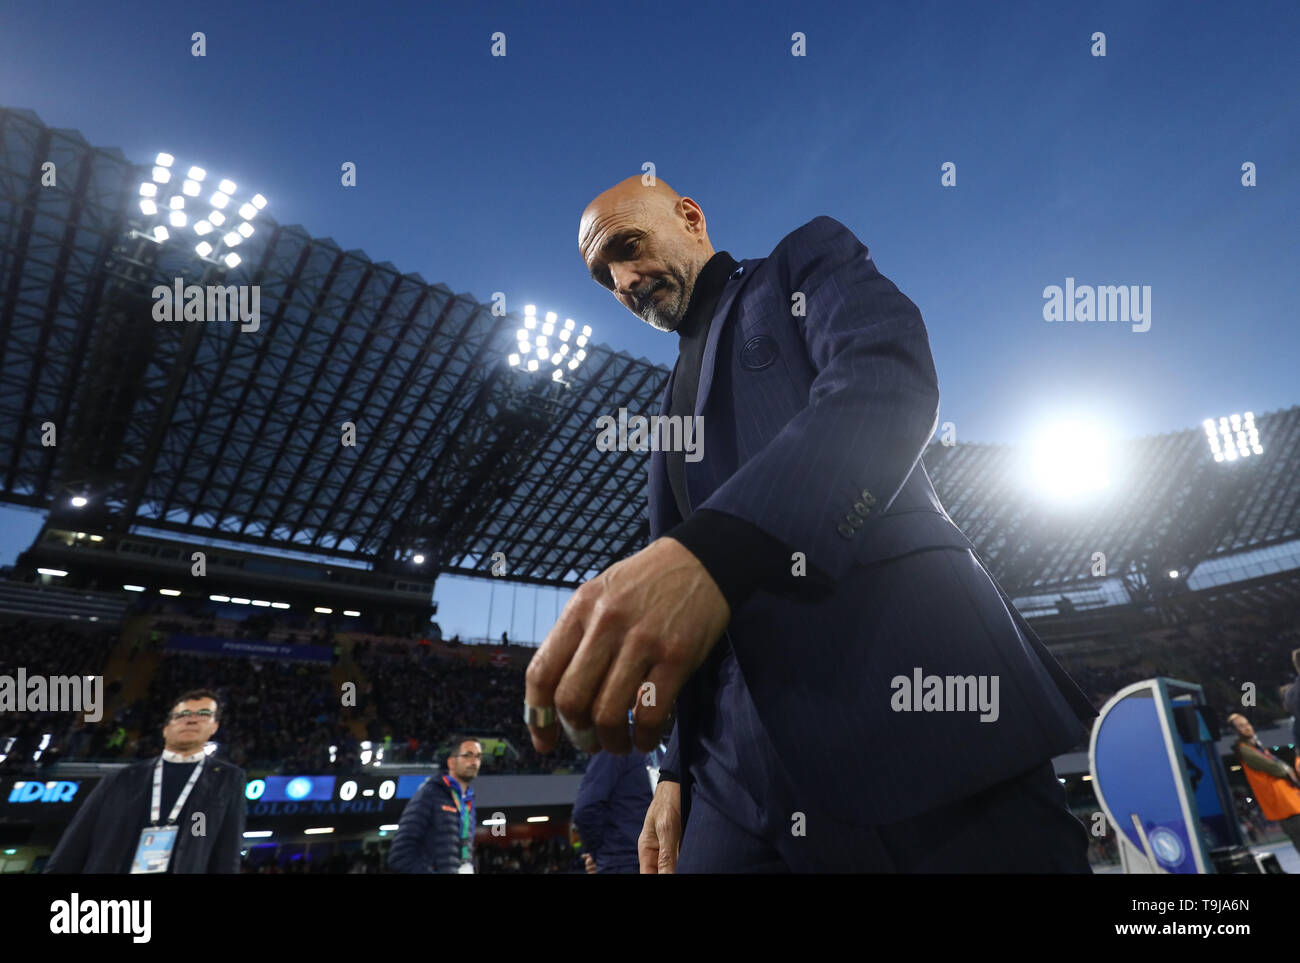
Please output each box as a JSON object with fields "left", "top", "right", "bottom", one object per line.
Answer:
{"left": 694, "top": 260, "right": 757, "bottom": 420}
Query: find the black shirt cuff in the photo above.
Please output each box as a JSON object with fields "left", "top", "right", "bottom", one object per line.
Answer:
{"left": 663, "top": 509, "right": 833, "bottom": 614}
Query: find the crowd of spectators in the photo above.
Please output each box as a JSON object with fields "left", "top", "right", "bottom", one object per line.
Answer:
{"left": 0, "top": 619, "right": 120, "bottom": 771}
{"left": 353, "top": 638, "right": 585, "bottom": 772}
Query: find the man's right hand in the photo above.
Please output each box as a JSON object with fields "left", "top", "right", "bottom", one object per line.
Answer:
{"left": 639, "top": 780, "right": 682, "bottom": 873}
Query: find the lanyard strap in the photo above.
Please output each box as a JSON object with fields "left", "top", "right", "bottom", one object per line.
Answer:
{"left": 151, "top": 755, "right": 205, "bottom": 825}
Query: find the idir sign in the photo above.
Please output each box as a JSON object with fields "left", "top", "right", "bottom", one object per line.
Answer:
{"left": 7, "top": 780, "right": 80, "bottom": 803}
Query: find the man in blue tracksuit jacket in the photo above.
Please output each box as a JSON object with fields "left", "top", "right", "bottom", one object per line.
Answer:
{"left": 572, "top": 745, "right": 654, "bottom": 873}
{"left": 388, "top": 736, "right": 480, "bottom": 874}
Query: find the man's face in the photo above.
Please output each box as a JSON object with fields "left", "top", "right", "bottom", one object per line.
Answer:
{"left": 580, "top": 198, "right": 706, "bottom": 333}
{"left": 1230, "top": 715, "right": 1254, "bottom": 739}
{"left": 162, "top": 698, "right": 219, "bottom": 752}
{"left": 448, "top": 740, "right": 482, "bottom": 783}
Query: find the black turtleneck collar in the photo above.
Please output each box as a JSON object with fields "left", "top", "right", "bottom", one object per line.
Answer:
{"left": 675, "top": 251, "right": 737, "bottom": 342}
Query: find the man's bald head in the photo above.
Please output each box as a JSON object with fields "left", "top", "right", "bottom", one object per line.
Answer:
{"left": 578, "top": 176, "right": 715, "bottom": 332}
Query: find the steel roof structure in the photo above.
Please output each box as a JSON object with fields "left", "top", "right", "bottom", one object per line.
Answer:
{"left": 925, "top": 405, "right": 1300, "bottom": 597}
{"left": 0, "top": 106, "right": 667, "bottom": 586}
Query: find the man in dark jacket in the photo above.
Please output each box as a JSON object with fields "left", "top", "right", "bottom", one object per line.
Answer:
{"left": 572, "top": 744, "right": 653, "bottom": 874}
{"left": 389, "top": 736, "right": 480, "bottom": 873}
{"left": 45, "top": 689, "right": 245, "bottom": 873}
{"left": 1283, "top": 649, "right": 1300, "bottom": 746}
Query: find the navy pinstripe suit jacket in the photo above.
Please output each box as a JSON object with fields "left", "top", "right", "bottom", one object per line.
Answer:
{"left": 654, "top": 215, "right": 1096, "bottom": 826}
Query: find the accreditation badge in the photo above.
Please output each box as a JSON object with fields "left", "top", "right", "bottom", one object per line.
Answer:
{"left": 130, "top": 825, "right": 179, "bottom": 873}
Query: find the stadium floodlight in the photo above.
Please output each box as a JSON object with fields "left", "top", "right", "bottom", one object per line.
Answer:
{"left": 223, "top": 252, "right": 241, "bottom": 269}
{"left": 36, "top": 568, "right": 67, "bottom": 577}
{"left": 509, "top": 304, "right": 594, "bottom": 381}
{"left": 343, "top": 610, "right": 361, "bottom": 617}
{"left": 412, "top": 554, "right": 425, "bottom": 564}
{"left": 134, "top": 154, "right": 267, "bottom": 266}
{"left": 70, "top": 495, "right": 88, "bottom": 507}
{"left": 251, "top": 599, "right": 271, "bottom": 607}
{"left": 1168, "top": 570, "right": 1179, "bottom": 579}
{"left": 153, "top": 225, "right": 168, "bottom": 242}
{"left": 230, "top": 597, "right": 251, "bottom": 605}
{"left": 314, "top": 606, "right": 333, "bottom": 614}
{"left": 271, "top": 602, "right": 290, "bottom": 609}
{"left": 123, "top": 584, "right": 146, "bottom": 592}
{"left": 209, "top": 595, "right": 230, "bottom": 602}
{"left": 159, "top": 589, "right": 181, "bottom": 596}
{"left": 1205, "top": 411, "right": 1263, "bottom": 462}
{"left": 1025, "top": 419, "right": 1112, "bottom": 501}
{"left": 304, "top": 827, "right": 334, "bottom": 835}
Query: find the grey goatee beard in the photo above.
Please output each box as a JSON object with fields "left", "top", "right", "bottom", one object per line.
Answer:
{"left": 637, "top": 270, "right": 692, "bottom": 333}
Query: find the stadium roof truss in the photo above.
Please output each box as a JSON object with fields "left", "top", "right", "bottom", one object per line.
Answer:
{"left": 0, "top": 107, "right": 667, "bottom": 586}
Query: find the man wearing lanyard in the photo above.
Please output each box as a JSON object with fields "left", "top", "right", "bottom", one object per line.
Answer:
{"left": 45, "top": 689, "right": 246, "bottom": 874}
{"left": 389, "top": 736, "right": 480, "bottom": 874}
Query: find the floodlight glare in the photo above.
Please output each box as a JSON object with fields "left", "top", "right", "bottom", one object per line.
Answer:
{"left": 575, "top": 349, "right": 586, "bottom": 361}
{"left": 251, "top": 193, "right": 267, "bottom": 209}
{"left": 557, "top": 344, "right": 569, "bottom": 356}
{"left": 223, "top": 231, "right": 242, "bottom": 247}
{"left": 152, "top": 166, "right": 171, "bottom": 183}
{"left": 139, "top": 182, "right": 157, "bottom": 197}
{"left": 210, "top": 192, "right": 230, "bottom": 209}
{"left": 508, "top": 354, "right": 520, "bottom": 366}
{"left": 413, "top": 554, "right": 425, "bottom": 564}
{"left": 1207, "top": 410, "right": 1263, "bottom": 461}
{"left": 70, "top": 496, "right": 88, "bottom": 507}
{"left": 1168, "top": 570, "right": 1179, "bottom": 579}
{"left": 582, "top": 325, "right": 592, "bottom": 336}
{"left": 564, "top": 318, "right": 575, "bottom": 330}
{"left": 169, "top": 211, "right": 187, "bottom": 228}
{"left": 537, "top": 349, "right": 550, "bottom": 363}
{"left": 568, "top": 358, "right": 579, "bottom": 370}
{"left": 524, "top": 304, "right": 536, "bottom": 316}
{"left": 545, "top": 311, "right": 557, "bottom": 323}
{"left": 552, "top": 369, "right": 563, "bottom": 381}
{"left": 169, "top": 195, "right": 185, "bottom": 210}
{"left": 195, "top": 241, "right": 214, "bottom": 258}
{"left": 1026, "top": 419, "right": 1112, "bottom": 500}
{"left": 182, "top": 179, "right": 201, "bottom": 197}
{"left": 516, "top": 328, "right": 528, "bottom": 340}
{"left": 527, "top": 359, "right": 539, "bottom": 371}
{"left": 519, "top": 342, "right": 531, "bottom": 354}
{"left": 140, "top": 199, "right": 157, "bottom": 216}
{"left": 543, "top": 322, "right": 554, "bottom": 336}
{"left": 188, "top": 166, "right": 206, "bottom": 181}
{"left": 209, "top": 210, "right": 226, "bottom": 226}
{"left": 536, "top": 335, "right": 547, "bottom": 348}
{"left": 238, "top": 203, "right": 257, "bottom": 220}
{"left": 237, "top": 222, "right": 254, "bottom": 238}
{"left": 558, "top": 328, "right": 570, "bottom": 341}
{"left": 194, "top": 220, "right": 212, "bottom": 236}
{"left": 153, "top": 225, "right": 169, "bottom": 242}
{"left": 224, "top": 252, "right": 241, "bottom": 268}
{"left": 576, "top": 335, "right": 588, "bottom": 347}
{"left": 524, "top": 316, "right": 536, "bottom": 330}
{"left": 218, "top": 178, "right": 237, "bottom": 194}
{"left": 155, "top": 152, "right": 174, "bottom": 167}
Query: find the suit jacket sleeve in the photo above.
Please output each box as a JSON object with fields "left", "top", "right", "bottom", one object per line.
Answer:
{"left": 696, "top": 215, "right": 941, "bottom": 583}
{"left": 388, "top": 782, "right": 436, "bottom": 874}
{"left": 44, "top": 768, "right": 123, "bottom": 873}
{"left": 207, "top": 766, "right": 247, "bottom": 873}
{"left": 571, "top": 755, "right": 615, "bottom": 859}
